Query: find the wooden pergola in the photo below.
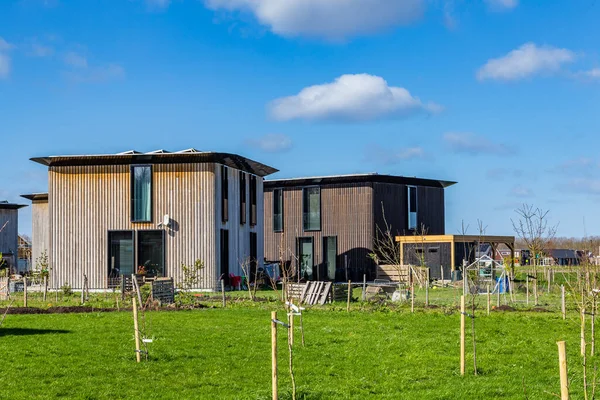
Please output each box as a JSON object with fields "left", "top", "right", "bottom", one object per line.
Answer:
{"left": 394, "top": 234, "right": 516, "bottom": 269}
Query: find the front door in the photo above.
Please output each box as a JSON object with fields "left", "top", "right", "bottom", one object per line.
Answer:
{"left": 108, "top": 231, "right": 134, "bottom": 287}
{"left": 137, "top": 230, "right": 165, "bottom": 276}
{"left": 298, "top": 237, "right": 314, "bottom": 281}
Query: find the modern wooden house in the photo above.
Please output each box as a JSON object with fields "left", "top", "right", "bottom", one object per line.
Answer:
{"left": 395, "top": 235, "right": 515, "bottom": 280}
{"left": 0, "top": 201, "right": 27, "bottom": 272}
{"left": 25, "top": 149, "right": 277, "bottom": 290}
{"left": 263, "top": 173, "right": 456, "bottom": 282}
{"left": 20, "top": 193, "right": 48, "bottom": 270}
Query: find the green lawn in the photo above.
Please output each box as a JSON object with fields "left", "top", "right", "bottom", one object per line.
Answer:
{"left": 0, "top": 302, "right": 594, "bottom": 399}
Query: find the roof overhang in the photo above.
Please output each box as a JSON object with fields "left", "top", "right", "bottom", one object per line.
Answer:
{"left": 265, "top": 173, "right": 456, "bottom": 189}
{"left": 21, "top": 193, "right": 49, "bottom": 202}
{"left": 30, "top": 152, "right": 278, "bottom": 177}
{"left": 395, "top": 234, "right": 515, "bottom": 245}
{"left": 0, "top": 202, "right": 28, "bottom": 210}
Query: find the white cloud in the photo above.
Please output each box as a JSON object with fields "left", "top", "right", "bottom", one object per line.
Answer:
{"left": 566, "top": 178, "right": 600, "bottom": 195}
{"left": 443, "top": 132, "right": 512, "bottom": 155}
{"left": 245, "top": 133, "right": 292, "bottom": 153}
{"left": 204, "top": 0, "right": 425, "bottom": 40}
{"left": 364, "top": 144, "right": 425, "bottom": 165}
{"left": 477, "top": 43, "right": 575, "bottom": 81}
{"left": 64, "top": 51, "right": 88, "bottom": 68}
{"left": 28, "top": 42, "right": 54, "bottom": 57}
{"left": 485, "top": 0, "right": 518, "bottom": 12}
{"left": 0, "top": 37, "right": 13, "bottom": 79}
{"left": 575, "top": 68, "right": 600, "bottom": 81}
{"left": 510, "top": 185, "right": 533, "bottom": 198}
{"left": 65, "top": 64, "right": 125, "bottom": 83}
{"left": 269, "top": 74, "right": 442, "bottom": 122}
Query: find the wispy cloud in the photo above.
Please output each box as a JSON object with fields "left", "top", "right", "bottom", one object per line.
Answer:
{"left": 486, "top": 167, "right": 523, "bottom": 180}
{"left": 485, "top": 0, "right": 519, "bottom": 12}
{"left": 509, "top": 185, "right": 534, "bottom": 198}
{"left": 269, "top": 74, "right": 442, "bottom": 122}
{"left": 204, "top": 0, "right": 425, "bottom": 41}
{"left": 64, "top": 63, "right": 125, "bottom": 84}
{"left": 443, "top": 132, "right": 513, "bottom": 155}
{"left": 477, "top": 43, "right": 575, "bottom": 81}
{"left": 564, "top": 178, "right": 600, "bottom": 195}
{"left": 64, "top": 51, "right": 88, "bottom": 68}
{"left": 364, "top": 144, "right": 425, "bottom": 165}
{"left": 0, "top": 37, "right": 14, "bottom": 79}
{"left": 245, "top": 133, "right": 292, "bottom": 153}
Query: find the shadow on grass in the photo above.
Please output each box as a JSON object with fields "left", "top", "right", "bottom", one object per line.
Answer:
{"left": 0, "top": 328, "right": 71, "bottom": 337}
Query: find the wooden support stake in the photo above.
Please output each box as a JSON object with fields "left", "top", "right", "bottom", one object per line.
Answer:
{"left": 133, "top": 297, "right": 141, "bottom": 363}
{"left": 425, "top": 268, "right": 429, "bottom": 306}
{"left": 300, "top": 311, "right": 305, "bottom": 347}
{"left": 526, "top": 275, "right": 529, "bottom": 305}
{"left": 346, "top": 281, "right": 351, "bottom": 313}
{"left": 23, "top": 276, "right": 27, "bottom": 308}
{"left": 534, "top": 275, "right": 538, "bottom": 306}
{"left": 460, "top": 295, "right": 465, "bottom": 376}
{"left": 487, "top": 284, "right": 491, "bottom": 316}
{"left": 557, "top": 341, "right": 569, "bottom": 400}
{"left": 81, "top": 273, "right": 85, "bottom": 305}
{"left": 548, "top": 268, "right": 551, "bottom": 293}
{"left": 271, "top": 311, "right": 278, "bottom": 400}
{"left": 440, "top": 265, "right": 444, "bottom": 286}
{"left": 362, "top": 274, "right": 366, "bottom": 302}
{"left": 561, "top": 285, "right": 566, "bottom": 320}
{"left": 592, "top": 296, "right": 596, "bottom": 357}
{"left": 43, "top": 276, "right": 47, "bottom": 302}
{"left": 411, "top": 282, "right": 415, "bottom": 313}
{"left": 496, "top": 282, "right": 500, "bottom": 308}
{"left": 288, "top": 312, "right": 294, "bottom": 347}
{"left": 582, "top": 307, "right": 586, "bottom": 357}
{"left": 221, "top": 279, "right": 226, "bottom": 308}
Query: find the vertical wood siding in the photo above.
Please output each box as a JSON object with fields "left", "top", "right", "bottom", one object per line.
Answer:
{"left": 264, "top": 183, "right": 374, "bottom": 281}
{"left": 215, "top": 165, "right": 264, "bottom": 285}
{"left": 31, "top": 200, "right": 49, "bottom": 268}
{"left": 48, "top": 163, "right": 218, "bottom": 289}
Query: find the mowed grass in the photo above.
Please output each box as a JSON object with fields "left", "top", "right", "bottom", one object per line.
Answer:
{"left": 0, "top": 306, "right": 592, "bottom": 399}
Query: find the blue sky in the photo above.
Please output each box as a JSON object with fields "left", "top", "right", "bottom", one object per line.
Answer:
{"left": 1, "top": 0, "right": 599, "bottom": 237}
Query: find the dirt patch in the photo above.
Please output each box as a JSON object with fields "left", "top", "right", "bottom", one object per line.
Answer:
{"left": 494, "top": 305, "right": 516, "bottom": 312}
{"left": 529, "top": 307, "right": 550, "bottom": 313}
{"left": 0, "top": 304, "right": 210, "bottom": 315}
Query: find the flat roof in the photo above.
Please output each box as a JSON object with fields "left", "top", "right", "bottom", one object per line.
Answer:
{"left": 21, "top": 193, "right": 49, "bottom": 202}
{"left": 265, "top": 173, "right": 456, "bottom": 189}
{"left": 30, "top": 150, "right": 278, "bottom": 177}
{"left": 395, "top": 234, "right": 515, "bottom": 244}
{"left": 0, "top": 201, "right": 28, "bottom": 210}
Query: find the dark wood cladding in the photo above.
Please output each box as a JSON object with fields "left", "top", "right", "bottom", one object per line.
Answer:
{"left": 373, "top": 183, "right": 445, "bottom": 237}
{"left": 264, "top": 183, "right": 374, "bottom": 281}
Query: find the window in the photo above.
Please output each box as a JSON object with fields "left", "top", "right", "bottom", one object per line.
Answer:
{"left": 407, "top": 185, "right": 417, "bottom": 230}
{"left": 323, "top": 236, "right": 337, "bottom": 281}
{"left": 250, "top": 175, "right": 257, "bottom": 226}
{"left": 250, "top": 232, "right": 257, "bottom": 278}
{"left": 131, "top": 165, "right": 152, "bottom": 222}
{"left": 220, "top": 229, "right": 229, "bottom": 281}
{"left": 273, "top": 189, "right": 283, "bottom": 232}
{"left": 297, "top": 237, "right": 314, "bottom": 280}
{"left": 240, "top": 171, "right": 247, "bottom": 225}
{"left": 303, "top": 187, "right": 321, "bottom": 231}
{"left": 108, "top": 231, "right": 134, "bottom": 279}
{"left": 221, "top": 165, "right": 228, "bottom": 223}
{"left": 137, "top": 230, "right": 165, "bottom": 276}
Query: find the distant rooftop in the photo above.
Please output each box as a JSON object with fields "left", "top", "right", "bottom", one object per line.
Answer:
{"left": 30, "top": 149, "right": 278, "bottom": 177}
{"left": 265, "top": 173, "right": 456, "bottom": 189}
{"left": 21, "top": 193, "right": 49, "bottom": 202}
{"left": 0, "top": 200, "right": 28, "bottom": 210}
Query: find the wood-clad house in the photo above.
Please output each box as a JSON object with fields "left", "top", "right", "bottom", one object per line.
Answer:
{"left": 25, "top": 149, "right": 277, "bottom": 290}
{"left": 263, "top": 174, "right": 456, "bottom": 282}
{"left": 20, "top": 193, "right": 48, "bottom": 270}
{"left": 0, "top": 201, "right": 27, "bottom": 272}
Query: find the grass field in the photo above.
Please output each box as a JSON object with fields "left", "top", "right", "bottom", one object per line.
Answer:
{"left": 0, "top": 300, "right": 595, "bottom": 399}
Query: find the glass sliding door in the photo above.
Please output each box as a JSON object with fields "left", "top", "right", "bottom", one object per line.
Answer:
{"left": 131, "top": 165, "right": 152, "bottom": 222}
{"left": 298, "top": 237, "right": 314, "bottom": 281}
{"left": 108, "top": 231, "right": 134, "bottom": 279}
{"left": 137, "top": 230, "right": 165, "bottom": 276}
{"left": 323, "top": 236, "right": 337, "bottom": 281}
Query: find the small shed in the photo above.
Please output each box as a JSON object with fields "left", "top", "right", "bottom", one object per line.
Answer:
{"left": 395, "top": 234, "right": 515, "bottom": 280}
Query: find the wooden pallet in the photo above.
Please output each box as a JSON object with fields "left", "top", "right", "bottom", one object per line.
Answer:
{"left": 300, "top": 281, "right": 333, "bottom": 306}
{"left": 152, "top": 278, "right": 175, "bottom": 304}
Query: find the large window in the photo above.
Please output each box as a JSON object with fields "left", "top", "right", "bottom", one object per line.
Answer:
{"left": 297, "top": 237, "right": 314, "bottom": 280}
{"left": 303, "top": 187, "right": 321, "bottom": 231}
{"left": 131, "top": 165, "right": 152, "bottom": 222}
{"left": 220, "top": 229, "right": 230, "bottom": 281}
{"left": 273, "top": 188, "right": 283, "bottom": 232}
{"left": 250, "top": 175, "right": 257, "bottom": 226}
{"left": 137, "top": 230, "right": 165, "bottom": 276}
{"left": 323, "top": 236, "right": 337, "bottom": 281}
{"left": 221, "top": 165, "right": 229, "bottom": 223}
{"left": 407, "top": 185, "right": 417, "bottom": 230}
{"left": 108, "top": 231, "right": 134, "bottom": 278}
{"left": 240, "top": 171, "right": 247, "bottom": 225}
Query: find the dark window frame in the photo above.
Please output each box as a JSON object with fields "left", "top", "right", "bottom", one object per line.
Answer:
{"left": 296, "top": 236, "right": 314, "bottom": 281}
{"left": 322, "top": 236, "right": 337, "bottom": 281}
{"left": 136, "top": 229, "right": 166, "bottom": 277}
{"left": 407, "top": 185, "right": 417, "bottom": 231}
{"left": 107, "top": 230, "right": 135, "bottom": 281}
{"left": 240, "top": 171, "right": 247, "bottom": 225}
{"left": 250, "top": 175, "right": 257, "bottom": 226}
{"left": 130, "top": 165, "right": 153, "bottom": 223}
{"left": 302, "top": 186, "right": 321, "bottom": 232}
{"left": 273, "top": 188, "right": 284, "bottom": 232}
{"left": 220, "top": 229, "right": 230, "bottom": 282}
{"left": 221, "top": 165, "right": 229, "bottom": 223}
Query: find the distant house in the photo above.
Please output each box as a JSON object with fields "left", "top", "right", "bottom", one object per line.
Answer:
{"left": 548, "top": 249, "right": 581, "bottom": 266}
{"left": 24, "top": 149, "right": 277, "bottom": 290}
{"left": 263, "top": 173, "right": 456, "bottom": 281}
{"left": 17, "top": 234, "right": 32, "bottom": 271}
{"left": 20, "top": 193, "right": 48, "bottom": 270}
{"left": 0, "top": 201, "right": 27, "bottom": 273}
